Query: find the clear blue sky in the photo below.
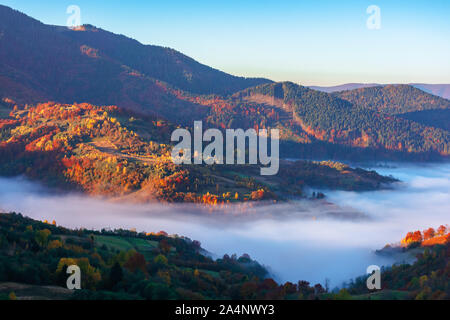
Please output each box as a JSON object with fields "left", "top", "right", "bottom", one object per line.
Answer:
{"left": 2, "top": 0, "right": 450, "bottom": 85}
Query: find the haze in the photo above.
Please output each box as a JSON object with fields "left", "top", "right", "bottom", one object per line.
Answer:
{"left": 0, "top": 163, "right": 449, "bottom": 288}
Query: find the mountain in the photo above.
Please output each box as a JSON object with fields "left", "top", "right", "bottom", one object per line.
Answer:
{"left": 333, "top": 84, "right": 450, "bottom": 115}
{"left": 310, "top": 83, "right": 450, "bottom": 100}
{"left": 231, "top": 82, "right": 450, "bottom": 157}
{"left": 0, "top": 101, "right": 394, "bottom": 202}
{"left": 308, "top": 83, "right": 380, "bottom": 93}
{"left": 0, "top": 5, "right": 270, "bottom": 121}
{"left": 0, "top": 4, "right": 449, "bottom": 166}
{"left": 325, "top": 84, "right": 450, "bottom": 132}
{"left": 60, "top": 24, "right": 270, "bottom": 96}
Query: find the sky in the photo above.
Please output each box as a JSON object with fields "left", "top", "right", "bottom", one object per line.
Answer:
{"left": 2, "top": 0, "right": 450, "bottom": 86}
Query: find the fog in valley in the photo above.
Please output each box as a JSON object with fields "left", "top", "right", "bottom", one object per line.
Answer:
{"left": 0, "top": 163, "right": 449, "bottom": 288}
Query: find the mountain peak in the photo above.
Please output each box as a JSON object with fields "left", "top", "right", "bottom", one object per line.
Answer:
{"left": 0, "top": 4, "right": 271, "bottom": 105}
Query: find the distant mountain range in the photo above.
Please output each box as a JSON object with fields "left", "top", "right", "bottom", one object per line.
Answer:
{"left": 309, "top": 83, "right": 450, "bottom": 100}
{"left": 0, "top": 4, "right": 449, "bottom": 163}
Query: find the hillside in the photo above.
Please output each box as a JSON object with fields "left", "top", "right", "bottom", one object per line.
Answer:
{"left": 0, "top": 212, "right": 336, "bottom": 300}
{"left": 0, "top": 101, "right": 394, "bottom": 202}
{"left": 399, "top": 109, "right": 450, "bottom": 132}
{"left": 1, "top": 212, "right": 448, "bottom": 300}
{"left": 334, "top": 84, "right": 450, "bottom": 115}
{"left": 59, "top": 24, "right": 270, "bottom": 95}
{"left": 345, "top": 226, "right": 450, "bottom": 300}
{"left": 310, "top": 83, "right": 450, "bottom": 100}
{"left": 308, "top": 83, "right": 380, "bottom": 93}
{"left": 332, "top": 84, "right": 450, "bottom": 135}
{"left": 232, "top": 82, "right": 450, "bottom": 157}
{"left": 0, "top": 5, "right": 269, "bottom": 119}
{"left": 1, "top": 6, "right": 450, "bottom": 162}
{"left": 0, "top": 212, "right": 277, "bottom": 300}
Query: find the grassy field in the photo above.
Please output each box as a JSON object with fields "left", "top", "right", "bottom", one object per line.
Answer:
{"left": 126, "top": 237, "right": 158, "bottom": 249}
{"left": 200, "top": 269, "right": 221, "bottom": 278}
{"left": 94, "top": 235, "right": 135, "bottom": 251}
{"left": 182, "top": 268, "right": 221, "bottom": 278}
{"left": 94, "top": 235, "right": 162, "bottom": 260}
{"left": 126, "top": 237, "right": 160, "bottom": 259}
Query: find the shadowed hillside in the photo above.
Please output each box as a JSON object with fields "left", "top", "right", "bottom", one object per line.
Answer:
{"left": 233, "top": 82, "right": 450, "bottom": 157}
{"left": 1, "top": 5, "right": 449, "bottom": 164}
{"left": 0, "top": 5, "right": 269, "bottom": 119}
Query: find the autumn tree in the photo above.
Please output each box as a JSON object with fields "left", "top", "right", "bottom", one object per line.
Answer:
{"left": 124, "top": 252, "right": 147, "bottom": 274}
{"left": 423, "top": 228, "right": 435, "bottom": 240}
{"left": 437, "top": 225, "right": 447, "bottom": 236}
{"left": 35, "top": 229, "right": 51, "bottom": 248}
{"left": 158, "top": 239, "right": 172, "bottom": 255}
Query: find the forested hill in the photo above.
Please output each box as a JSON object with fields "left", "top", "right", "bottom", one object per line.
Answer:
{"left": 0, "top": 101, "right": 395, "bottom": 202}
{"left": 0, "top": 5, "right": 269, "bottom": 109}
{"left": 399, "top": 109, "right": 450, "bottom": 132}
{"left": 233, "top": 82, "right": 450, "bottom": 157}
{"left": 0, "top": 212, "right": 324, "bottom": 300}
{"left": 334, "top": 84, "right": 450, "bottom": 115}
{"left": 1, "top": 5, "right": 450, "bottom": 161}
{"left": 59, "top": 24, "right": 270, "bottom": 95}
{"left": 346, "top": 226, "right": 449, "bottom": 300}
{"left": 0, "top": 212, "right": 448, "bottom": 300}
{"left": 310, "top": 83, "right": 450, "bottom": 100}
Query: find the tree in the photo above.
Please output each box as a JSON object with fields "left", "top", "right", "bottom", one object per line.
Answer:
{"left": 314, "top": 283, "right": 325, "bottom": 295}
{"left": 109, "top": 262, "right": 123, "bottom": 287}
{"left": 124, "top": 252, "right": 147, "bottom": 274}
{"left": 153, "top": 254, "right": 168, "bottom": 267}
{"left": 335, "top": 288, "right": 352, "bottom": 300}
{"left": 240, "top": 282, "right": 258, "bottom": 299}
{"left": 158, "top": 239, "right": 171, "bottom": 254}
{"left": 423, "top": 228, "right": 435, "bottom": 240}
{"left": 437, "top": 225, "right": 447, "bottom": 236}
{"left": 48, "top": 239, "right": 62, "bottom": 249}
{"left": 35, "top": 229, "right": 51, "bottom": 248}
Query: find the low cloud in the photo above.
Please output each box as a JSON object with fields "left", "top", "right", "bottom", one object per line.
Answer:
{"left": 0, "top": 162, "right": 448, "bottom": 288}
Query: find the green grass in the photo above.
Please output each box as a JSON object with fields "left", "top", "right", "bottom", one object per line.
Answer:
{"left": 94, "top": 235, "right": 134, "bottom": 251}
{"left": 200, "top": 269, "right": 220, "bottom": 278}
{"left": 127, "top": 237, "right": 158, "bottom": 249}
{"left": 127, "top": 238, "right": 160, "bottom": 260}
{"left": 95, "top": 236, "right": 161, "bottom": 260}
{"left": 127, "top": 238, "right": 158, "bottom": 254}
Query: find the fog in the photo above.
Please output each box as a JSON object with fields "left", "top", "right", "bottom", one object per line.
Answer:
{"left": 0, "top": 162, "right": 449, "bottom": 288}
